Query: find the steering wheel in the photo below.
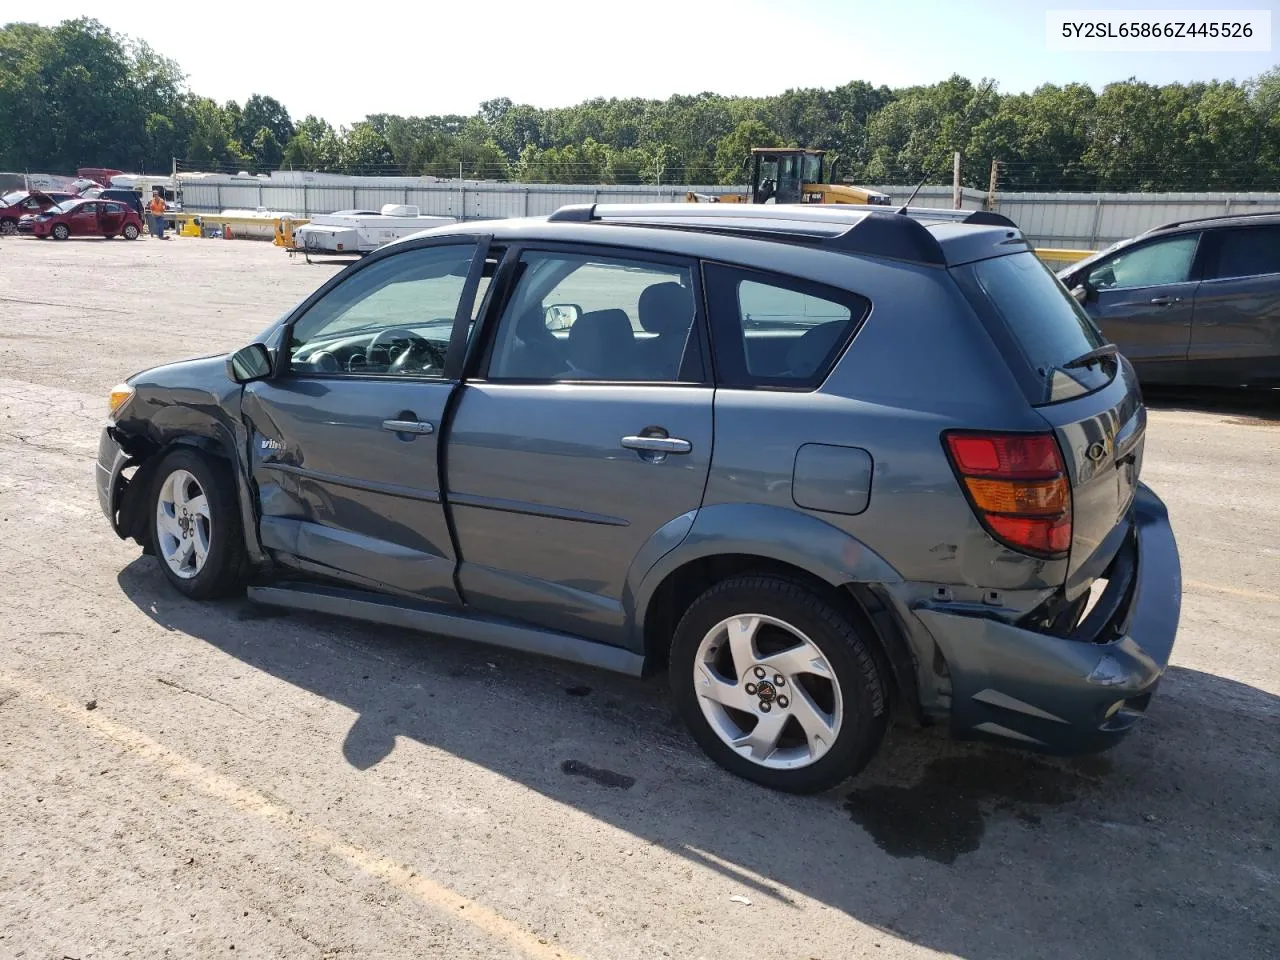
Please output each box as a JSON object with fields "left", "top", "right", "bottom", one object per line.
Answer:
{"left": 389, "top": 336, "right": 449, "bottom": 375}
{"left": 367, "top": 328, "right": 424, "bottom": 368}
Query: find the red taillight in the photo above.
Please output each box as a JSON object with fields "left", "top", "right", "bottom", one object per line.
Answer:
{"left": 944, "top": 430, "right": 1072, "bottom": 558}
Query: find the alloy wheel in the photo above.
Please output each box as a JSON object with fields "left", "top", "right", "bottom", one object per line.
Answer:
{"left": 693, "top": 614, "right": 844, "bottom": 770}
{"left": 155, "top": 468, "right": 212, "bottom": 580}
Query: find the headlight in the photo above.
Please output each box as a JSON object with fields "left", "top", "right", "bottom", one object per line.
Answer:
{"left": 108, "top": 383, "right": 134, "bottom": 418}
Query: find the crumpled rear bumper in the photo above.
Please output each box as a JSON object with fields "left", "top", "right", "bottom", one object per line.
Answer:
{"left": 916, "top": 482, "right": 1181, "bottom": 753}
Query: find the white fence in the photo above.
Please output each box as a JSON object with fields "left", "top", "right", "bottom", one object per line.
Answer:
{"left": 176, "top": 176, "right": 1280, "bottom": 251}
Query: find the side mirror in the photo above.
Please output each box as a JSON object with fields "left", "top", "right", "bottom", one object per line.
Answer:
{"left": 1069, "top": 282, "right": 1095, "bottom": 305}
{"left": 226, "top": 342, "right": 272, "bottom": 383}
{"left": 544, "top": 303, "right": 582, "bottom": 331}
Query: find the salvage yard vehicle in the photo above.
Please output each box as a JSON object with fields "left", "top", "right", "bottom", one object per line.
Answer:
{"left": 0, "top": 189, "right": 78, "bottom": 235}
{"left": 1057, "top": 210, "right": 1280, "bottom": 388}
{"left": 97, "top": 203, "right": 1182, "bottom": 794}
{"left": 20, "top": 198, "right": 143, "bottom": 240}
{"left": 686, "top": 147, "right": 891, "bottom": 206}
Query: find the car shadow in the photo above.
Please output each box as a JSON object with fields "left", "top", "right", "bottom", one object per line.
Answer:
{"left": 116, "top": 557, "right": 1280, "bottom": 959}
{"left": 1142, "top": 384, "right": 1280, "bottom": 423}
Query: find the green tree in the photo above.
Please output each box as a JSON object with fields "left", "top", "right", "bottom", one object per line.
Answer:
{"left": 339, "top": 123, "right": 393, "bottom": 173}
{"left": 716, "top": 120, "right": 782, "bottom": 184}
{"left": 241, "top": 94, "right": 294, "bottom": 147}
{"left": 251, "top": 127, "right": 284, "bottom": 170}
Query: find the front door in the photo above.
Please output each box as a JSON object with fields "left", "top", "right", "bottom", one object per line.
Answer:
{"left": 69, "top": 202, "right": 100, "bottom": 236}
{"left": 241, "top": 238, "right": 489, "bottom": 603}
{"left": 1081, "top": 231, "right": 1204, "bottom": 383}
{"left": 446, "top": 246, "right": 713, "bottom": 648}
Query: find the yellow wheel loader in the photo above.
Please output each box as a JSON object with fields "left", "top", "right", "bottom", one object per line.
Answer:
{"left": 687, "top": 147, "right": 890, "bottom": 206}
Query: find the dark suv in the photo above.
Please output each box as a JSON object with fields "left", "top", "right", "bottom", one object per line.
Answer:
{"left": 1058, "top": 210, "right": 1280, "bottom": 388}
{"left": 96, "top": 204, "right": 1182, "bottom": 793}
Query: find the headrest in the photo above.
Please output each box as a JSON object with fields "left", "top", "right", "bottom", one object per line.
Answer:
{"left": 638, "top": 282, "right": 694, "bottom": 336}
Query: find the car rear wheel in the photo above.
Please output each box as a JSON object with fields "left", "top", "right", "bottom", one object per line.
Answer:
{"left": 51, "top": 223, "right": 69, "bottom": 240}
{"left": 669, "top": 575, "right": 888, "bottom": 794}
{"left": 149, "top": 448, "right": 248, "bottom": 600}
{"left": 0, "top": 218, "right": 16, "bottom": 236}
{"left": 122, "top": 223, "right": 139, "bottom": 240}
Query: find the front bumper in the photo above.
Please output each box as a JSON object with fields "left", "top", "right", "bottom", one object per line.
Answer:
{"left": 96, "top": 426, "right": 131, "bottom": 535}
{"left": 17, "top": 220, "right": 39, "bottom": 234}
{"left": 916, "top": 482, "right": 1181, "bottom": 754}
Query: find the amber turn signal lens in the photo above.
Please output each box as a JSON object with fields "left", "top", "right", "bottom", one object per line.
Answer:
{"left": 108, "top": 383, "right": 134, "bottom": 418}
{"left": 964, "top": 477, "right": 1069, "bottom": 515}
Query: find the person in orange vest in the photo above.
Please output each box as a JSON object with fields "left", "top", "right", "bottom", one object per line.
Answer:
{"left": 148, "top": 188, "right": 169, "bottom": 240}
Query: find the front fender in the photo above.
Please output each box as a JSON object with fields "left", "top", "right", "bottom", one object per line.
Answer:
{"left": 629, "top": 501, "right": 904, "bottom": 633}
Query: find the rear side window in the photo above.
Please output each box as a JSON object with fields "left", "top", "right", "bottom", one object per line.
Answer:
{"left": 956, "top": 251, "right": 1108, "bottom": 405}
{"left": 1210, "top": 226, "right": 1280, "bottom": 280}
{"left": 702, "top": 263, "right": 868, "bottom": 389}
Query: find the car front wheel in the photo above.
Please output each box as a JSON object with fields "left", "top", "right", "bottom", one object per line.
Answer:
{"left": 0, "top": 218, "right": 16, "bottom": 236}
{"left": 51, "top": 223, "right": 70, "bottom": 240}
{"left": 122, "top": 223, "right": 140, "bottom": 240}
{"left": 669, "top": 575, "right": 888, "bottom": 794}
{"left": 149, "top": 448, "right": 248, "bottom": 600}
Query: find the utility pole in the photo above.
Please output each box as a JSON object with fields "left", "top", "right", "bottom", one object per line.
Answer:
{"left": 986, "top": 158, "right": 1000, "bottom": 211}
{"left": 952, "top": 151, "right": 962, "bottom": 209}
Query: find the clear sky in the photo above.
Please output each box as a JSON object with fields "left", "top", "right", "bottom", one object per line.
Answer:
{"left": 23, "top": 0, "right": 1280, "bottom": 126}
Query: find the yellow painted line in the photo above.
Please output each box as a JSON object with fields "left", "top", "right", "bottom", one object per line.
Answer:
{"left": 1185, "top": 580, "right": 1280, "bottom": 604}
{"left": 1, "top": 672, "right": 579, "bottom": 960}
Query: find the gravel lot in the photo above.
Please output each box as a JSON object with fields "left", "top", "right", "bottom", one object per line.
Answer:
{"left": 1, "top": 234, "right": 1277, "bottom": 960}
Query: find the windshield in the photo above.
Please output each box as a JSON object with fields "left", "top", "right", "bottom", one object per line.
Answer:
{"left": 957, "top": 251, "right": 1112, "bottom": 404}
{"left": 50, "top": 201, "right": 78, "bottom": 214}
{"left": 2, "top": 191, "right": 25, "bottom": 206}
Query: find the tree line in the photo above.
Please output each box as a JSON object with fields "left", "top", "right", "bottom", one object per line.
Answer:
{"left": 4, "top": 17, "right": 1280, "bottom": 192}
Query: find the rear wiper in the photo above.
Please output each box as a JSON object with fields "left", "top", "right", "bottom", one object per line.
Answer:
{"left": 1062, "top": 343, "right": 1118, "bottom": 370}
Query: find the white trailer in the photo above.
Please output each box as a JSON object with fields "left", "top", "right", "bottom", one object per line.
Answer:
{"left": 291, "top": 204, "right": 458, "bottom": 258}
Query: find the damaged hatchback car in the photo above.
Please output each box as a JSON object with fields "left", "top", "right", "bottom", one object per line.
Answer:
{"left": 97, "top": 203, "right": 1182, "bottom": 793}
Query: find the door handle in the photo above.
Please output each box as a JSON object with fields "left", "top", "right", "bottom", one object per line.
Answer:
{"left": 620, "top": 435, "right": 691, "bottom": 454}
{"left": 382, "top": 419, "right": 434, "bottom": 435}
{"left": 1149, "top": 296, "right": 1183, "bottom": 306}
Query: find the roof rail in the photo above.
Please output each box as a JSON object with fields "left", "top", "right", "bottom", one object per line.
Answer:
{"left": 547, "top": 201, "right": 1016, "bottom": 228}
{"left": 544, "top": 202, "right": 993, "bottom": 265}
{"left": 1144, "top": 208, "right": 1280, "bottom": 234}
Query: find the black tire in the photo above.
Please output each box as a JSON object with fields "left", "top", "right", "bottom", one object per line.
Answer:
{"left": 122, "top": 223, "right": 139, "bottom": 240}
{"left": 51, "top": 223, "right": 69, "bottom": 240}
{"left": 0, "top": 218, "right": 16, "bottom": 236}
{"left": 669, "top": 575, "right": 888, "bottom": 794}
{"left": 148, "top": 447, "right": 248, "bottom": 600}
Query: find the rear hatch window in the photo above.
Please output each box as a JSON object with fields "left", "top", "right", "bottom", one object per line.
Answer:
{"left": 954, "top": 251, "right": 1111, "bottom": 405}
{"left": 954, "top": 250, "right": 1146, "bottom": 582}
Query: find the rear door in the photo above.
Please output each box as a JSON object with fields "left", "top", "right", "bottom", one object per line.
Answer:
{"left": 1079, "top": 232, "right": 1204, "bottom": 384}
{"left": 1187, "top": 224, "right": 1280, "bottom": 386}
{"left": 241, "top": 237, "right": 490, "bottom": 603}
{"left": 445, "top": 244, "right": 712, "bottom": 648}
{"left": 956, "top": 251, "right": 1145, "bottom": 586}
{"left": 98, "top": 201, "right": 126, "bottom": 236}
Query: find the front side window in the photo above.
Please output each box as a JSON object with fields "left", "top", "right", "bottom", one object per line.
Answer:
{"left": 1210, "top": 226, "right": 1280, "bottom": 280}
{"left": 288, "top": 243, "right": 479, "bottom": 378}
{"left": 1087, "top": 234, "right": 1199, "bottom": 290}
{"left": 702, "top": 263, "right": 868, "bottom": 389}
{"left": 488, "top": 251, "right": 699, "bottom": 383}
